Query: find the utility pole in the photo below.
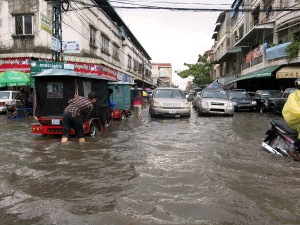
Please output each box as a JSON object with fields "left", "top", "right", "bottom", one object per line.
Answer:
{"left": 52, "top": 0, "right": 62, "bottom": 62}
{"left": 46, "top": 0, "right": 69, "bottom": 62}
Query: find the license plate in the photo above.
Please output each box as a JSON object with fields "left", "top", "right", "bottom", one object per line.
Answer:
{"left": 169, "top": 109, "right": 176, "bottom": 114}
{"left": 51, "top": 119, "right": 60, "bottom": 125}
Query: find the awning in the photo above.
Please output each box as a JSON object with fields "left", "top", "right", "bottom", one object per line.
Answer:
{"left": 234, "top": 22, "right": 274, "bottom": 47}
{"left": 276, "top": 66, "right": 300, "bottom": 78}
{"left": 32, "top": 68, "right": 111, "bottom": 80}
{"left": 216, "top": 47, "right": 242, "bottom": 63}
{"left": 225, "top": 65, "right": 281, "bottom": 85}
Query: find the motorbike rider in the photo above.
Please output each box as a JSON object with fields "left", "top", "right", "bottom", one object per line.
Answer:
{"left": 282, "top": 78, "right": 300, "bottom": 161}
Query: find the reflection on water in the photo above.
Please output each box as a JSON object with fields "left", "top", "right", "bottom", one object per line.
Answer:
{"left": 0, "top": 110, "right": 300, "bottom": 225}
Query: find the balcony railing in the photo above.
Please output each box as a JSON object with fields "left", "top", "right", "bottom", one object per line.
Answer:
{"left": 242, "top": 55, "right": 263, "bottom": 70}
{"left": 265, "top": 42, "right": 291, "bottom": 61}
{"left": 217, "top": 74, "right": 238, "bottom": 85}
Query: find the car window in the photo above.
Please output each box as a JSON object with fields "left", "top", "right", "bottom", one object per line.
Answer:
{"left": 229, "top": 91, "right": 250, "bottom": 99}
{"left": 155, "top": 89, "right": 184, "bottom": 98}
{"left": 202, "top": 90, "right": 228, "bottom": 99}
{"left": 267, "top": 91, "right": 282, "bottom": 98}
{"left": 0, "top": 92, "right": 10, "bottom": 99}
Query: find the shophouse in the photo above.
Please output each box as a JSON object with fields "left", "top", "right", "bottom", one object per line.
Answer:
{"left": 0, "top": 0, "right": 153, "bottom": 87}
{"left": 151, "top": 63, "right": 173, "bottom": 87}
{"left": 213, "top": 0, "right": 300, "bottom": 91}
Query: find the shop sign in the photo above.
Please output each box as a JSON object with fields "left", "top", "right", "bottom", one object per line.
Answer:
{"left": 41, "top": 14, "right": 52, "bottom": 34}
{"left": 117, "top": 71, "right": 134, "bottom": 83}
{"left": 100, "top": 64, "right": 117, "bottom": 80}
{"left": 64, "top": 41, "right": 80, "bottom": 53}
{"left": 71, "top": 63, "right": 117, "bottom": 80}
{"left": 0, "top": 58, "right": 30, "bottom": 73}
{"left": 30, "top": 61, "right": 74, "bottom": 77}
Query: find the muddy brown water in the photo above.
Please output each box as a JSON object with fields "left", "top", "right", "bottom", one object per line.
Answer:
{"left": 0, "top": 109, "right": 300, "bottom": 225}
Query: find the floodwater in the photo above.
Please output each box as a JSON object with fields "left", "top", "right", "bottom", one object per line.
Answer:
{"left": 0, "top": 108, "right": 300, "bottom": 225}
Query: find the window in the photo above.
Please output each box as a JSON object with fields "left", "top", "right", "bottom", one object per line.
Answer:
{"left": 133, "top": 59, "right": 138, "bottom": 71}
{"left": 47, "top": 82, "right": 63, "bottom": 98}
{"left": 90, "top": 26, "right": 97, "bottom": 46}
{"left": 112, "top": 43, "right": 119, "bottom": 59}
{"left": 128, "top": 55, "right": 132, "bottom": 69}
{"left": 15, "top": 15, "right": 33, "bottom": 35}
{"left": 101, "top": 35, "right": 109, "bottom": 54}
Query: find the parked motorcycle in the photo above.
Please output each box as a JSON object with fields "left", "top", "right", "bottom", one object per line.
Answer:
{"left": 261, "top": 118, "right": 298, "bottom": 157}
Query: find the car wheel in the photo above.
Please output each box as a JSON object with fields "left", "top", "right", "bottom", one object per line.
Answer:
{"left": 89, "top": 124, "right": 99, "bottom": 136}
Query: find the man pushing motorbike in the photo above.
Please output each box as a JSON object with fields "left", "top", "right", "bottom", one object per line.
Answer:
{"left": 282, "top": 78, "right": 300, "bottom": 161}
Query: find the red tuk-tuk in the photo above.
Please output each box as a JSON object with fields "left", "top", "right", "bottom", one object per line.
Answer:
{"left": 31, "top": 68, "right": 110, "bottom": 136}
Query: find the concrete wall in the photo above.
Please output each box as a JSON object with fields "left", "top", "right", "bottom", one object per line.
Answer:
{"left": 0, "top": 0, "right": 152, "bottom": 82}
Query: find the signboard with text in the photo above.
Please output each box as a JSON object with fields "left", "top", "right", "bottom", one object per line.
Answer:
{"left": 64, "top": 41, "right": 80, "bottom": 53}
{"left": 41, "top": 14, "right": 52, "bottom": 34}
{"left": 30, "top": 61, "right": 74, "bottom": 77}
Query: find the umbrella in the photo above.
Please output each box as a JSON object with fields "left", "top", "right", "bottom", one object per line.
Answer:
{"left": 0, "top": 71, "right": 30, "bottom": 88}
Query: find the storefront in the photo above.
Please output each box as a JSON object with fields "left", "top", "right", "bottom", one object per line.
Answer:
{"left": 0, "top": 53, "right": 134, "bottom": 85}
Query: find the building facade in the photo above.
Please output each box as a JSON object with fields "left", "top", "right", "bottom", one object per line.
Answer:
{"left": 0, "top": 0, "right": 153, "bottom": 87}
{"left": 151, "top": 63, "right": 173, "bottom": 87}
{"left": 212, "top": 0, "right": 300, "bottom": 91}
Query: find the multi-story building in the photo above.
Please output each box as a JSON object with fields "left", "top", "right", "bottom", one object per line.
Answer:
{"left": 0, "top": 0, "right": 153, "bottom": 87}
{"left": 202, "top": 49, "right": 215, "bottom": 79}
{"left": 213, "top": 0, "right": 300, "bottom": 91}
{"left": 151, "top": 63, "right": 173, "bottom": 87}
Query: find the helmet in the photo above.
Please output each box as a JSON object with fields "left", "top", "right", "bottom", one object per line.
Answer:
{"left": 295, "top": 78, "right": 300, "bottom": 89}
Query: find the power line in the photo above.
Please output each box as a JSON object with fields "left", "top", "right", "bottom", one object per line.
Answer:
{"left": 71, "top": 1, "right": 300, "bottom": 13}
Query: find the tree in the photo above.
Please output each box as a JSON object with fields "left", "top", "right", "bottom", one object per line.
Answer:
{"left": 177, "top": 54, "right": 213, "bottom": 86}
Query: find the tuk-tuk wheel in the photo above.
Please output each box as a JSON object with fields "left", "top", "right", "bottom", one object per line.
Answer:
{"left": 121, "top": 111, "right": 127, "bottom": 120}
{"left": 89, "top": 124, "right": 99, "bottom": 136}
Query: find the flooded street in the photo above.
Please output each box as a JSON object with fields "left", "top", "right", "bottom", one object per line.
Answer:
{"left": 0, "top": 108, "right": 300, "bottom": 225}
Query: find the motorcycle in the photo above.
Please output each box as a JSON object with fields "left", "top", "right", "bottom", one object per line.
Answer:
{"left": 261, "top": 118, "right": 298, "bottom": 157}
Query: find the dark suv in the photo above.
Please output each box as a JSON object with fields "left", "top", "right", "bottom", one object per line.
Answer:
{"left": 228, "top": 90, "right": 257, "bottom": 111}
{"left": 254, "top": 90, "right": 282, "bottom": 113}
{"left": 267, "top": 88, "right": 295, "bottom": 114}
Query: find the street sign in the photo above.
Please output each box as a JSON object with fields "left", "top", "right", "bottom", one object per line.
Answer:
{"left": 51, "top": 37, "right": 61, "bottom": 52}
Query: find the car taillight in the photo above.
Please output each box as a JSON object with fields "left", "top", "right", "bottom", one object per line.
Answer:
{"left": 0, "top": 102, "right": 4, "bottom": 106}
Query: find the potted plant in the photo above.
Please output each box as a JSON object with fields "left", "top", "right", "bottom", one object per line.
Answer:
{"left": 286, "top": 40, "right": 300, "bottom": 62}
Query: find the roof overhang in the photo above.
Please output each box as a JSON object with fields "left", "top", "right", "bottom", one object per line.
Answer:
{"left": 216, "top": 47, "right": 242, "bottom": 63}
{"left": 225, "top": 65, "right": 281, "bottom": 85}
{"left": 234, "top": 22, "right": 274, "bottom": 47}
{"left": 216, "top": 11, "right": 226, "bottom": 24}
{"left": 212, "top": 32, "right": 218, "bottom": 40}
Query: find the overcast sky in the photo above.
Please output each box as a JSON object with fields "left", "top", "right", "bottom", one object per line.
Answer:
{"left": 110, "top": 0, "right": 233, "bottom": 89}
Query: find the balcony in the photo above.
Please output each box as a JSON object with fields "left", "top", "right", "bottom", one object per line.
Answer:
{"left": 234, "top": 22, "right": 274, "bottom": 47}
{"left": 242, "top": 55, "right": 263, "bottom": 70}
{"left": 265, "top": 42, "right": 291, "bottom": 61}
